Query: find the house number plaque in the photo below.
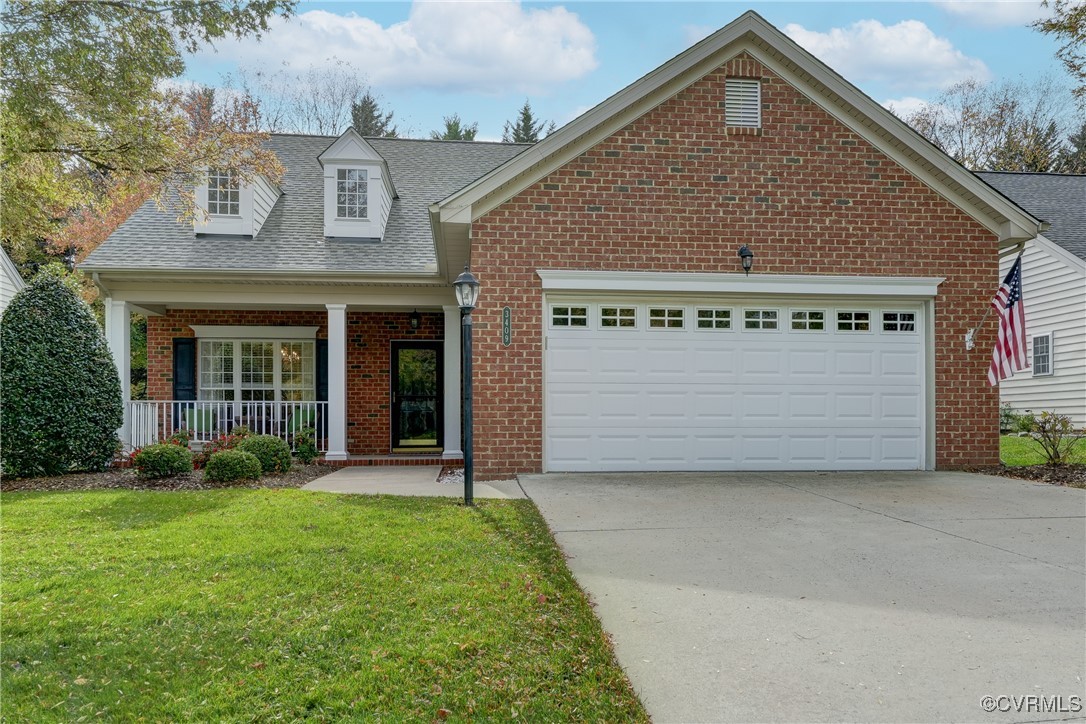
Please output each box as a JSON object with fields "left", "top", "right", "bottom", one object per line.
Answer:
{"left": 501, "top": 307, "right": 512, "bottom": 346}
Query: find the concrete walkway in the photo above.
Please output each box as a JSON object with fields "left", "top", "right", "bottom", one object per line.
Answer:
{"left": 303, "top": 465, "right": 525, "bottom": 499}
{"left": 520, "top": 471, "right": 1086, "bottom": 723}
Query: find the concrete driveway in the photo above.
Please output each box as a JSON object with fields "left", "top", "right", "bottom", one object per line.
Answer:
{"left": 518, "top": 472, "right": 1086, "bottom": 723}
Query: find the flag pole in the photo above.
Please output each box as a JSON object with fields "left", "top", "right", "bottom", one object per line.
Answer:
{"left": 964, "top": 251, "right": 1024, "bottom": 351}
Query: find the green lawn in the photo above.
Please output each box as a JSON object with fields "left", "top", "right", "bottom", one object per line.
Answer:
{"left": 1000, "top": 434, "right": 1086, "bottom": 466}
{"left": 2, "top": 490, "right": 647, "bottom": 722}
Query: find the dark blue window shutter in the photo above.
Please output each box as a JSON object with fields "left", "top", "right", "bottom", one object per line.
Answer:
{"left": 173, "top": 338, "right": 197, "bottom": 401}
{"left": 316, "top": 339, "right": 328, "bottom": 401}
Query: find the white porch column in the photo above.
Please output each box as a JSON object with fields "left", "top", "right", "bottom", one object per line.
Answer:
{"left": 442, "top": 305, "right": 463, "bottom": 459}
{"left": 325, "top": 303, "right": 349, "bottom": 460}
{"left": 104, "top": 298, "right": 131, "bottom": 448}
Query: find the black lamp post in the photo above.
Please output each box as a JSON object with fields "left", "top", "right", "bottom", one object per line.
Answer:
{"left": 453, "top": 265, "right": 480, "bottom": 506}
{"left": 737, "top": 245, "right": 754, "bottom": 276}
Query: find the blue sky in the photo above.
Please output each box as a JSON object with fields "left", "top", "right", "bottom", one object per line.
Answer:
{"left": 183, "top": 1, "right": 1069, "bottom": 141}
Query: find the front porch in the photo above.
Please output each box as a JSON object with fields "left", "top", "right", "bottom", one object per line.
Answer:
{"left": 103, "top": 283, "right": 465, "bottom": 462}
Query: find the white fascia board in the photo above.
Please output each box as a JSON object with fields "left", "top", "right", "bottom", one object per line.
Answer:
{"left": 83, "top": 268, "right": 443, "bottom": 285}
{"left": 537, "top": 270, "right": 945, "bottom": 298}
{"left": 191, "top": 325, "right": 319, "bottom": 339}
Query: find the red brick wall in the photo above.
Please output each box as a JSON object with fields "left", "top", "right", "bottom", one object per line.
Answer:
{"left": 469, "top": 54, "right": 1000, "bottom": 479}
{"left": 146, "top": 309, "right": 443, "bottom": 455}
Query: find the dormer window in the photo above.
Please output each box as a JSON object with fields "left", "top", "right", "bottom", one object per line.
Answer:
{"left": 336, "top": 169, "right": 368, "bottom": 219}
{"left": 207, "top": 169, "right": 240, "bottom": 216}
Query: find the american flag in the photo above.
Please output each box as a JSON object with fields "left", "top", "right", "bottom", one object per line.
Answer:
{"left": 988, "top": 253, "right": 1028, "bottom": 386}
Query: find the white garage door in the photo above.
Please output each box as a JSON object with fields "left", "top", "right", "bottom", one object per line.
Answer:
{"left": 545, "top": 298, "right": 926, "bottom": 471}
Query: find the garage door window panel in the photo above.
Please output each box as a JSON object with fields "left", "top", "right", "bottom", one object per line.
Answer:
{"left": 601, "top": 306, "right": 637, "bottom": 328}
{"left": 837, "top": 311, "right": 871, "bottom": 332}
{"left": 696, "top": 308, "right": 733, "bottom": 330}
{"left": 744, "top": 309, "right": 778, "bottom": 330}
{"left": 882, "top": 311, "right": 916, "bottom": 332}
{"left": 552, "top": 306, "right": 588, "bottom": 328}
{"left": 649, "top": 307, "right": 684, "bottom": 329}
{"left": 791, "top": 310, "right": 826, "bottom": 331}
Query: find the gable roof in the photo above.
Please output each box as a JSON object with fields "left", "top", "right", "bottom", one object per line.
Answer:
{"left": 1, "top": 246, "right": 25, "bottom": 291}
{"left": 434, "top": 10, "right": 1042, "bottom": 246}
{"left": 975, "top": 172, "right": 1086, "bottom": 261}
{"left": 82, "top": 135, "right": 527, "bottom": 277}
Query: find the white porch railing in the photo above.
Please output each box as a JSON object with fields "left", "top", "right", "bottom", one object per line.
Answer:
{"left": 128, "top": 400, "right": 328, "bottom": 452}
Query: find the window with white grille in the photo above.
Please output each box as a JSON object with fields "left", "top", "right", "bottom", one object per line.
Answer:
{"left": 207, "top": 169, "right": 239, "bottom": 215}
{"left": 336, "top": 168, "right": 368, "bottom": 219}
{"left": 791, "top": 310, "right": 825, "bottom": 331}
{"left": 696, "top": 308, "right": 732, "bottom": 330}
{"left": 1033, "top": 332, "right": 1053, "bottom": 376}
{"left": 837, "top": 311, "right": 871, "bottom": 332}
{"left": 552, "top": 306, "right": 588, "bottom": 328}
{"left": 648, "top": 307, "right": 684, "bottom": 329}
{"left": 725, "top": 78, "right": 761, "bottom": 128}
{"left": 601, "top": 306, "right": 636, "bottom": 328}
{"left": 883, "top": 311, "right": 916, "bottom": 332}
{"left": 744, "top": 309, "right": 778, "bottom": 330}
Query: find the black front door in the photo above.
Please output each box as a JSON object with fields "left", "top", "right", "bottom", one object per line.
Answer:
{"left": 391, "top": 342, "right": 442, "bottom": 451}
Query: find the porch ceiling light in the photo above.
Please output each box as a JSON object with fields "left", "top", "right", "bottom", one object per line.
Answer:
{"left": 737, "top": 245, "right": 754, "bottom": 276}
{"left": 409, "top": 309, "right": 421, "bottom": 330}
{"left": 453, "top": 265, "right": 480, "bottom": 311}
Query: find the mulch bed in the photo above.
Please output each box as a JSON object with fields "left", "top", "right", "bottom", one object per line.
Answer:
{"left": 964, "top": 463, "right": 1086, "bottom": 488}
{"left": 1, "top": 464, "right": 336, "bottom": 493}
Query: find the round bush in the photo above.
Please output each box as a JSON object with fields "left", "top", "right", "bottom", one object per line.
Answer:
{"left": 133, "top": 443, "right": 193, "bottom": 479}
{"left": 1, "top": 274, "right": 123, "bottom": 477}
{"left": 203, "top": 449, "right": 262, "bottom": 483}
{"left": 236, "top": 434, "right": 292, "bottom": 474}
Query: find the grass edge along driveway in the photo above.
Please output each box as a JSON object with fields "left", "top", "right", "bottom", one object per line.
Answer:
{"left": 2, "top": 489, "right": 647, "bottom": 722}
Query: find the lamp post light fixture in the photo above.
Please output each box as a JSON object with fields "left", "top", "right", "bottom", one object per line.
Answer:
{"left": 737, "top": 245, "right": 754, "bottom": 276}
{"left": 452, "top": 265, "right": 480, "bottom": 506}
{"left": 63, "top": 245, "right": 77, "bottom": 272}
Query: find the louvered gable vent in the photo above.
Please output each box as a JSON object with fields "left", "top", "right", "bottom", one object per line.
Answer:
{"left": 725, "top": 78, "right": 761, "bottom": 128}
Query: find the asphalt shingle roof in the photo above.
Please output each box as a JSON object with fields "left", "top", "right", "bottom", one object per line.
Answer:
{"left": 83, "top": 135, "right": 529, "bottom": 274}
{"left": 976, "top": 172, "right": 1086, "bottom": 261}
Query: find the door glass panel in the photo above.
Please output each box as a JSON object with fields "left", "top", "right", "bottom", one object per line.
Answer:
{"left": 395, "top": 347, "right": 439, "bottom": 447}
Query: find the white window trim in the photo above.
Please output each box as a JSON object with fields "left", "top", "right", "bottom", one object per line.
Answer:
{"left": 600, "top": 305, "right": 638, "bottom": 329}
{"left": 207, "top": 168, "right": 241, "bottom": 217}
{"left": 647, "top": 307, "right": 686, "bottom": 330}
{"left": 335, "top": 168, "right": 369, "bottom": 220}
{"left": 1032, "top": 332, "right": 1054, "bottom": 377}
{"left": 549, "top": 304, "right": 590, "bottom": 329}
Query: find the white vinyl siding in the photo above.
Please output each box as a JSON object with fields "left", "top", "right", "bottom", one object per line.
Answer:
{"left": 725, "top": 78, "right": 761, "bottom": 128}
{"left": 997, "top": 238, "right": 1086, "bottom": 426}
{"left": 0, "top": 248, "right": 24, "bottom": 314}
{"left": 545, "top": 297, "right": 925, "bottom": 472}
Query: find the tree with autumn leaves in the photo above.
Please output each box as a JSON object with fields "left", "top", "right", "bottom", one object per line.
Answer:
{"left": 0, "top": 0, "right": 297, "bottom": 270}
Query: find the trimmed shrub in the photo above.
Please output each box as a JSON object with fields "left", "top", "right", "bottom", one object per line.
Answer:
{"left": 237, "top": 434, "right": 292, "bottom": 474}
{"left": 1, "top": 274, "right": 123, "bottom": 477}
{"left": 293, "top": 427, "right": 319, "bottom": 465}
{"left": 133, "top": 443, "right": 194, "bottom": 479}
{"left": 204, "top": 449, "right": 262, "bottom": 483}
{"left": 193, "top": 428, "right": 252, "bottom": 468}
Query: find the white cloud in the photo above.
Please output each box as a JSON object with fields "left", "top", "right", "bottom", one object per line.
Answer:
{"left": 197, "top": 1, "right": 597, "bottom": 94}
{"left": 784, "top": 19, "right": 990, "bottom": 91}
{"left": 882, "top": 96, "right": 933, "bottom": 119}
{"left": 932, "top": 1, "right": 1053, "bottom": 28}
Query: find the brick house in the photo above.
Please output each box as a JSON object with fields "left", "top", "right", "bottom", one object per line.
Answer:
{"left": 83, "top": 12, "right": 1042, "bottom": 478}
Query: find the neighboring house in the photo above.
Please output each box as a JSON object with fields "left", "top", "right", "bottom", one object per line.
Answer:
{"left": 977, "top": 172, "right": 1086, "bottom": 427}
{"left": 82, "top": 12, "right": 1043, "bottom": 478}
{"left": 0, "top": 247, "right": 26, "bottom": 315}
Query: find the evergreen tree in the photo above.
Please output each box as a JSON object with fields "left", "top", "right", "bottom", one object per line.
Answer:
{"left": 990, "top": 119, "right": 1065, "bottom": 172}
{"left": 350, "top": 91, "right": 398, "bottom": 137}
{"left": 1, "top": 271, "right": 123, "bottom": 477}
{"left": 430, "top": 114, "right": 478, "bottom": 141}
{"left": 502, "top": 99, "right": 555, "bottom": 143}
